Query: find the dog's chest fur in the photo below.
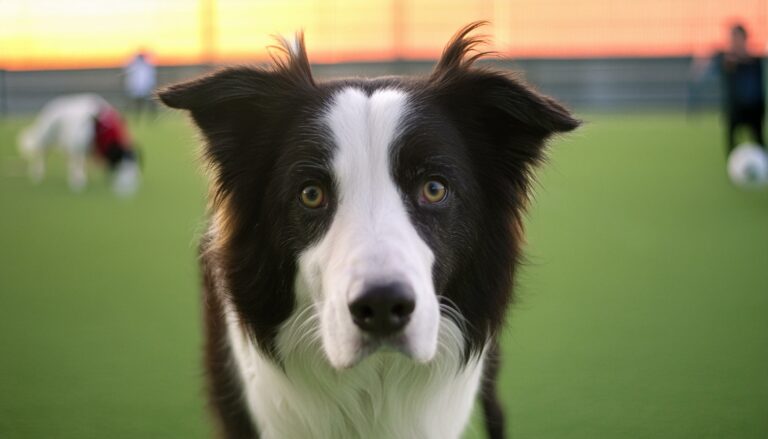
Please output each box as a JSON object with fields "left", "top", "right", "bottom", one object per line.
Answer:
{"left": 225, "top": 306, "right": 485, "bottom": 439}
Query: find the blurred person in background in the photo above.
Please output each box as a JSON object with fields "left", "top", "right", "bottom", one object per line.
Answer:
{"left": 691, "top": 24, "right": 765, "bottom": 155}
{"left": 124, "top": 50, "right": 157, "bottom": 119}
{"left": 18, "top": 94, "right": 141, "bottom": 196}
{"left": 715, "top": 24, "right": 765, "bottom": 154}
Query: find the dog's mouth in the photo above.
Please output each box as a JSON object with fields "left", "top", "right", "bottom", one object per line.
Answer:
{"left": 312, "top": 276, "right": 444, "bottom": 369}
{"left": 322, "top": 307, "right": 440, "bottom": 370}
{"left": 357, "top": 332, "right": 412, "bottom": 357}
{"left": 332, "top": 334, "right": 418, "bottom": 369}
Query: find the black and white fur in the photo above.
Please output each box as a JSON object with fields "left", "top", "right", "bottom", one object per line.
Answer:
{"left": 159, "top": 23, "right": 579, "bottom": 439}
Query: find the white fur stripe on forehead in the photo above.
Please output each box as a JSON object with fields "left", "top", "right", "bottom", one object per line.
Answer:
{"left": 304, "top": 87, "right": 438, "bottom": 367}
{"left": 324, "top": 87, "right": 409, "bottom": 193}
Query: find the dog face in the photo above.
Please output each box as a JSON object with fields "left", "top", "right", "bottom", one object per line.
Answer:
{"left": 296, "top": 87, "right": 440, "bottom": 367}
{"left": 160, "top": 23, "right": 579, "bottom": 369}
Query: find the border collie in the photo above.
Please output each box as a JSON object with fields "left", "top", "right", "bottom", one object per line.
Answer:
{"left": 18, "top": 94, "right": 140, "bottom": 196}
{"left": 159, "top": 22, "right": 578, "bottom": 439}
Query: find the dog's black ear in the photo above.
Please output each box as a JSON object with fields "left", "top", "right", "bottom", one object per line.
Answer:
{"left": 157, "top": 34, "right": 316, "bottom": 207}
{"left": 429, "top": 22, "right": 580, "bottom": 165}
{"left": 158, "top": 66, "right": 285, "bottom": 112}
{"left": 157, "top": 33, "right": 315, "bottom": 135}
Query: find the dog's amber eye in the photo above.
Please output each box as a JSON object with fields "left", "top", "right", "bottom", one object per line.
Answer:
{"left": 421, "top": 180, "right": 447, "bottom": 204}
{"left": 300, "top": 184, "right": 325, "bottom": 208}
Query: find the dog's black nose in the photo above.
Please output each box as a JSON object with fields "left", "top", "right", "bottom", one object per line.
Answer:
{"left": 349, "top": 282, "right": 415, "bottom": 336}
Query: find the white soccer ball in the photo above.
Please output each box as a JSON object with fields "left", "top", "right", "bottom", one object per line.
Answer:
{"left": 727, "top": 143, "right": 768, "bottom": 189}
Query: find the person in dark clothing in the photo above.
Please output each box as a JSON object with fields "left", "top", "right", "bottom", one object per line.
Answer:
{"left": 715, "top": 24, "right": 765, "bottom": 154}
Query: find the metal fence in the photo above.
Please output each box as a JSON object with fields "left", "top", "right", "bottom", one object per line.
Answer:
{"left": 0, "top": 56, "right": 724, "bottom": 116}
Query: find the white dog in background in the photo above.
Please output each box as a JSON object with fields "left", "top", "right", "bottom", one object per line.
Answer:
{"left": 18, "top": 93, "right": 140, "bottom": 196}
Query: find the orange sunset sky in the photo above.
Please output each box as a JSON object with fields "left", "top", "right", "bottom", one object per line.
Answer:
{"left": 0, "top": 0, "right": 766, "bottom": 70}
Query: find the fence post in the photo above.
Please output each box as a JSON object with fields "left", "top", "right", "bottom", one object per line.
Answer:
{"left": 0, "top": 69, "right": 6, "bottom": 117}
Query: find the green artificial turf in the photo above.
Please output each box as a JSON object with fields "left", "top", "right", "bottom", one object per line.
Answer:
{"left": 0, "top": 112, "right": 766, "bottom": 438}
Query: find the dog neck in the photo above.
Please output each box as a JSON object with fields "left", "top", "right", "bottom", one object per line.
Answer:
{"left": 223, "top": 301, "right": 486, "bottom": 439}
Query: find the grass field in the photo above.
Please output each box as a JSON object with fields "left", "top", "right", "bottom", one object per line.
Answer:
{"left": 1, "top": 112, "right": 767, "bottom": 438}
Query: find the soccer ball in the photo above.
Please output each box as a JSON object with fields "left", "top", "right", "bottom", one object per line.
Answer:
{"left": 727, "top": 143, "right": 768, "bottom": 189}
